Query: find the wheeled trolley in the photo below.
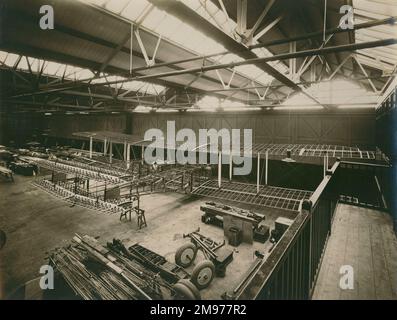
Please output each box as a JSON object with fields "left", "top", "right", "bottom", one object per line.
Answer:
{"left": 174, "top": 228, "right": 233, "bottom": 290}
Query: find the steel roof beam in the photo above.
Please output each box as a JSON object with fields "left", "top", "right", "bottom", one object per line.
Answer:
{"left": 9, "top": 38, "right": 396, "bottom": 99}
{"left": 3, "top": 44, "right": 247, "bottom": 103}
{"left": 93, "top": 38, "right": 397, "bottom": 86}
{"left": 353, "top": 55, "right": 378, "bottom": 92}
{"left": 126, "top": 16, "right": 395, "bottom": 74}
{"left": 1, "top": 9, "right": 254, "bottom": 103}
{"left": 148, "top": 0, "right": 299, "bottom": 90}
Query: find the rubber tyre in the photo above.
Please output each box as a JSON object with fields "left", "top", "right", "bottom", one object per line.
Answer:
{"left": 178, "top": 279, "right": 201, "bottom": 300}
{"left": 172, "top": 282, "right": 196, "bottom": 300}
{"left": 190, "top": 260, "right": 215, "bottom": 290}
{"left": 175, "top": 243, "right": 197, "bottom": 267}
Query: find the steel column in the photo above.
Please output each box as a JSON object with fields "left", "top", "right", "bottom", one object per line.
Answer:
{"left": 229, "top": 154, "right": 233, "bottom": 180}
{"left": 265, "top": 150, "right": 269, "bottom": 185}
{"left": 218, "top": 152, "right": 222, "bottom": 188}
{"left": 127, "top": 143, "right": 131, "bottom": 169}
{"left": 109, "top": 141, "right": 113, "bottom": 164}
{"left": 89, "top": 136, "right": 93, "bottom": 159}
{"left": 257, "top": 152, "right": 260, "bottom": 193}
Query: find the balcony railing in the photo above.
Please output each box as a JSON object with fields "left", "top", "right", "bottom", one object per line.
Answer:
{"left": 235, "top": 161, "right": 340, "bottom": 299}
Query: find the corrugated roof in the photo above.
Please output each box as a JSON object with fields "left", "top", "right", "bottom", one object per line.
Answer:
{"left": 354, "top": 0, "right": 397, "bottom": 73}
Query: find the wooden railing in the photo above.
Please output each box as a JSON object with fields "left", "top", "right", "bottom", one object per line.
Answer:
{"left": 236, "top": 161, "right": 340, "bottom": 300}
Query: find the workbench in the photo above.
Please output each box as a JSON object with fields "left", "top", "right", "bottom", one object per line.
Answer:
{"left": 200, "top": 202, "right": 266, "bottom": 244}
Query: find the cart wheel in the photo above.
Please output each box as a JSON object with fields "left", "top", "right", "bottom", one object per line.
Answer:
{"left": 191, "top": 260, "right": 215, "bottom": 290}
{"left": 178, "top": 279, "right": 201, "bottom": 300}
{"left": 175, "top": 243, "right": 197, "bottom": 267}
{"left": 172, "top": 282, "right": 196, "bottom": 300}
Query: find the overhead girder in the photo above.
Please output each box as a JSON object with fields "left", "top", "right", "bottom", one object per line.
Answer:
{"left": 2, "top": 0, "right": 395, "bottom": 111}
{"left": 1, "top": 4, "right": 270, "bottom": 105}
{"left": 154, "top": 0, "right": 397, "bottom": 103}
{"left": 147, "top": 0, "right": 298, "bottom": 89}
{"left": 6, "top": 37, "right": 396, "bottom": 109}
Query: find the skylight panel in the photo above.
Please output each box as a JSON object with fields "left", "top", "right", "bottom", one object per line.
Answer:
{"left": 134, "top": 105, "right": 152, "bottom": 113}
{"left": 156, "top": 14, "right": 183, "bottom": 39}
{"left": 45, "top": 61, "right": 63, "bottom": 76}
{"left": 195, "top": 5, "right": 213, "bottom": 22}
{"left": 17, "top": 57, "right": 30, "bottom": 71}
{"left": 120, "top": 0, "right": 150, "bottom": 21}
{"left": 195, "top": 95, "right": 219, "bottom": 110}
{"left": 182, "top": 1, "right": 283, "bottom": 85}
{"left": 235, "top": 65, "right": 262, "bottom": 79}
{"left": 1, "top": 49, "right": 163, "bottom": 97}
{"left": 285, "top": 79, "right": 378, "bottom": 108}
{"left": 104, "top": 0, "right": 130, "bottom": 14}
{"left": 142, "top": 7, "right": 166, "bottom": 31}
{"left": 354, "top": 0, "right": 397, "bottom": 17}
{"left": 213, "top": 9, "right": 228, "bottom": 26}
{"left": 199, "top": 0, "right": 219, "bottom": 16}
{"left": 3, "top": 53, "right": 19, "bottom": 67}
{"left": 83, "top": 0, "right": 108, "bottom": 6}
{"left": 83, "top": 0, "right": 278, "bottom": 88}
{"left": 356, "top": 55, "right": 395, "bottom": 71}
{"left": 219, "top": 53, "right": 242, "bottom": 64}
{"left": 75, "top": 68, "right": 95, "bottom": 80}
{"left": 122, "top": 81, "right": 140, "bottom": 91}
{"left": 115, "top": 79, "right": 165, "bottom": 95}
{"left": 256, "top": 73, "right": 275, "bottom": 85}
{"left": 353, "top": 0, "right": 397, "bottom": 72}
{"left": 358, "top": 27, "right": 397, "bottom": 39}
{"left": 0, "top": 52, "right": 96, "bottom": 81}
{"left": 0, "top": 51, "right": 8, "bottom": 63}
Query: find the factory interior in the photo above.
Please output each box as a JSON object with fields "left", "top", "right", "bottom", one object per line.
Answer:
{"left": 0, "top": 0, "right": 396, "bottom": 301}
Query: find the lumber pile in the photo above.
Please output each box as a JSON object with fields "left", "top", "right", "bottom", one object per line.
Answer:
{"left": 49, "top": 235, "right": 171, "bottom": 300}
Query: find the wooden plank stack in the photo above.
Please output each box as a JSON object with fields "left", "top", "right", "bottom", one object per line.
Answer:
{"left": 49, "top": 235, "right": 171, "bottom": 300}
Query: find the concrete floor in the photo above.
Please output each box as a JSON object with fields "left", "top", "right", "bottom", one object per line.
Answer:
{"left": 0, "top": 175, "right": 286, "bottom": 300}
{"left": 313, "top": 203, "right": 397, "bottom": 300}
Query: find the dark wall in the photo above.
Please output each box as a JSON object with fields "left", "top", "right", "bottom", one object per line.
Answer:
{"left": 376, "top": 88, "right": 397, "bottom": 159}
{"left": 221, "top": 160, "right": 323, "bottom": 191}
{"left": 131, "top": 110, "right": 376, "bottom": 147}
{"left": 0, "top": 112, "right": 43, "bottom": 146}
{"left": 1, "top": 110, "right": 376, "bottom": 147}
{"left": 45, "top": 113, "right": 127, "bottom": 139}
{"left": 0, "top": 112, "right": 127, "bottom": 146}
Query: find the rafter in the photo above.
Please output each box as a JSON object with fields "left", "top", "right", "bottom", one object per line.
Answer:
{"left": 353, "top": 54, "right": 378, "bottom": 92}
{"left": 97, "top": 32, "right": 131, "bottom": 75}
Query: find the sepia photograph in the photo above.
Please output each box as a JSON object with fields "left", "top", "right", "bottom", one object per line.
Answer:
{"left": 0, "top": 0, "right": 396, "bottom": 307}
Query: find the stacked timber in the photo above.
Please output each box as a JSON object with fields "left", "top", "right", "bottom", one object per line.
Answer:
{"left": 49, "top": 235, "right": 168, "bottom": 300}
